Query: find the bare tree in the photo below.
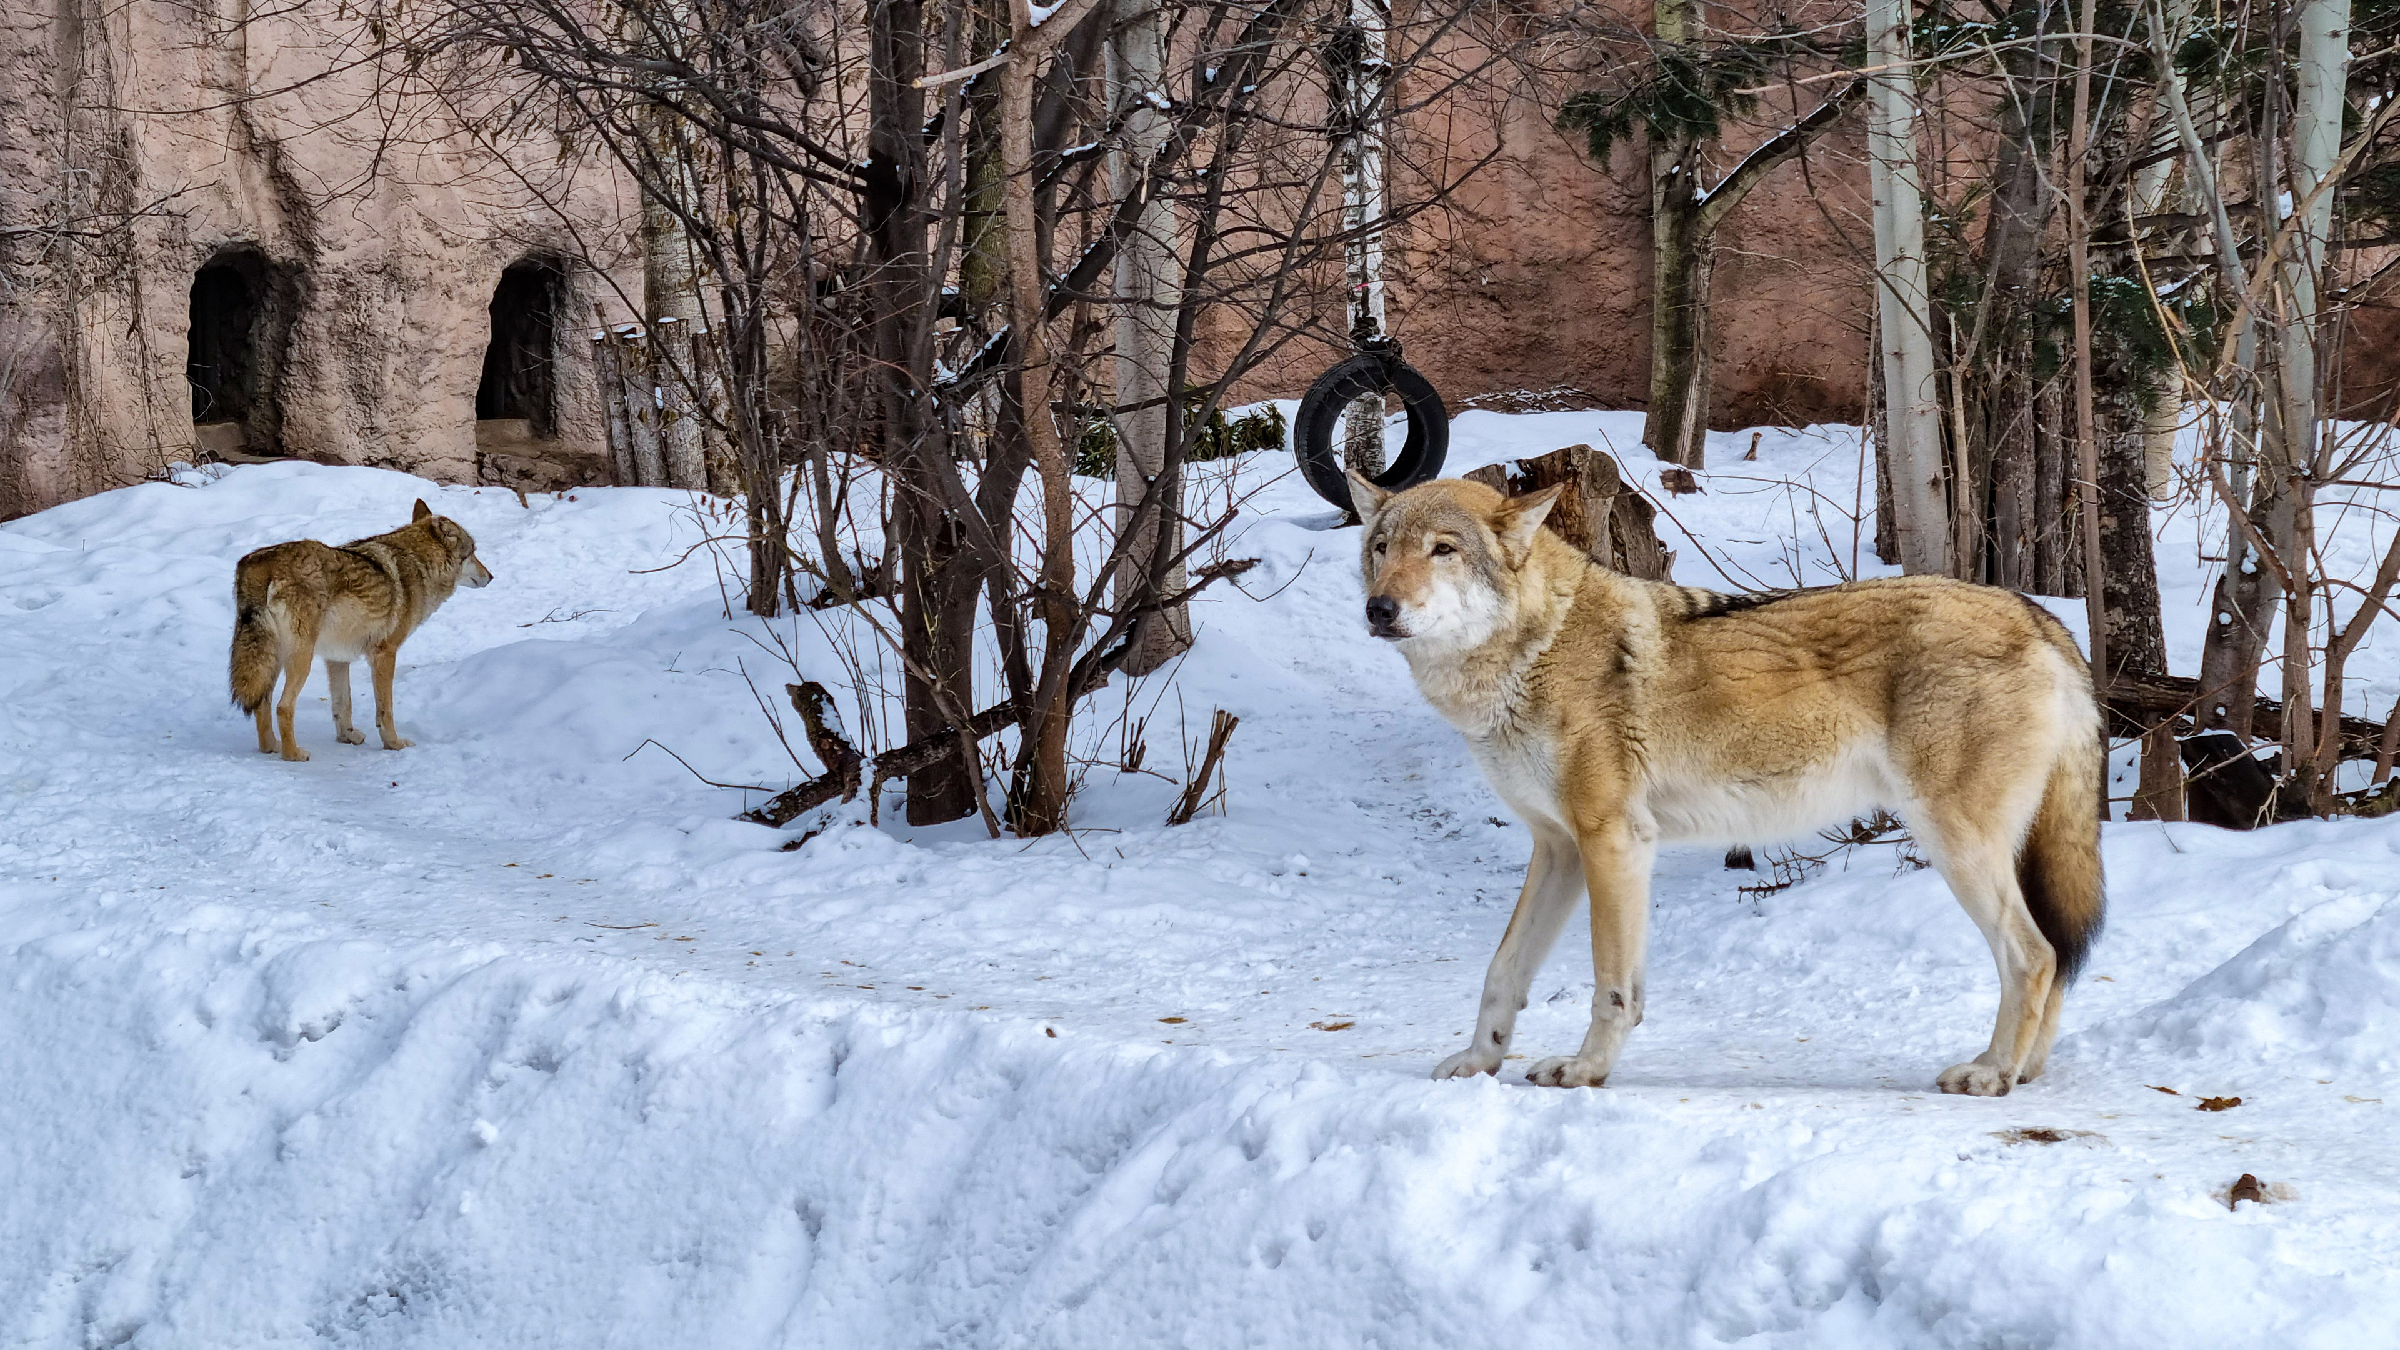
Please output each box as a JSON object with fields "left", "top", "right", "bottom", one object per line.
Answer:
{"left": 1867, "top": 0, "right": 1947, "bottom": 574}
{"left": 429, "top": 0, "right": 1529, "bottom": 834}
{"left": 1554, "top": 5, "right": 1864, "bottom": 472}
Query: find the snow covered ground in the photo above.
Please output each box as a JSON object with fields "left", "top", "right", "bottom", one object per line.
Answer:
{"left": 4, "top": 411, "right": 2398, "bottom": 1348}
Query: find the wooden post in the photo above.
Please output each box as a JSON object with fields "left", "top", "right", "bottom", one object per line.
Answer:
{"left": 590, "top": 305, "right": 637, "bottom": 487}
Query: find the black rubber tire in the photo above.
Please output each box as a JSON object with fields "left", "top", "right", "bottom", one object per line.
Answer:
{"left": 1292, "top": 352, "right": 1448, "bottom": 510}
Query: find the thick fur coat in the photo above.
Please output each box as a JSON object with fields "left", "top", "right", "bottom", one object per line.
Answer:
{"left": 1353, "top": 474, "right": 2104, "bottom": 1096}
{"left": 230, "top": 500, "right": 493, "bottom": 760}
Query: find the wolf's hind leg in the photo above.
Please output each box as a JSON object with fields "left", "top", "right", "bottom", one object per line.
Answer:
{"left": 2017, "top": 980, "right": 2068, "bottom": 1083}
{"left": 274, "top": 640, "right": 316, "bottom": 761}
{"left": 1526, "top": 820, "right": 1653, "bottom": 1089}
{"left": 326, "top": 661, "right": 365, "bottom": 745}
{"left": 1925, "top": 836, "right": 2056, "bottom": 1097}
{"left": 369, "top": 645, "right": 412, "bottom": 750}
{"left": 1434, "top": 828, "right": 1583, "bottom": 1080}
{"left": 255, "top": 695, "right": 277, "bottom": 754}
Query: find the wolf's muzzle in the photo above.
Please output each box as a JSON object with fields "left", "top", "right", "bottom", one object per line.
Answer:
{"left": 1365, "top": 595, "right": 1404, "bottom": 639}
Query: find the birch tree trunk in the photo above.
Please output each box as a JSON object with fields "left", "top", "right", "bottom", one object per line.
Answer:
{"left": 1333, "top": 0, "right": 1391, "bottom": 476}
{"left": 2154, "top": 0, "right": 2274, "bottom": 735}
{"left": 1868, "top": 0, "right": 1947, "bottom": 574}
{"left": 1111, "top": 0, "right": 1190, "bottom": 675}
{"left": 2288, "top": 0, "right": 2351, "bottom": 810}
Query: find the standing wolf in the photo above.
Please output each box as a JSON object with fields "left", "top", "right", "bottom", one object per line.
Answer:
{"left": 1353, "top": 474, "right": 2103, "bottom": 1096}
{"left": 230, "top": 500, "right": 494, "bottom": 761}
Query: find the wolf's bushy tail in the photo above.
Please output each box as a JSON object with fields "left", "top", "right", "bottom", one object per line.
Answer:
{"left": 230, "top": 556, "right": 280, "bottom": 713}
{"left": 2019, "top": 738, "right": 2106, "bottom": 982}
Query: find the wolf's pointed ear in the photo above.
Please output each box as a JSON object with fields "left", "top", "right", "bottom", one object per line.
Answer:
{"left": 1346, "top": 471, "right": 1392, "bottom": 525}
{"left": 412, "top": 499, "right": 433, "bottom": 522}
{"left": 1493, "top": 485, "right": 1564, "bottom": 563}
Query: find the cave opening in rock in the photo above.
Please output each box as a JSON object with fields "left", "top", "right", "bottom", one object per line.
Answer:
{"left": 187, "top": 245, "right": 297, "bottom": 457}
{"left": 477, "top": 260, "right": 561, "bottom": 440}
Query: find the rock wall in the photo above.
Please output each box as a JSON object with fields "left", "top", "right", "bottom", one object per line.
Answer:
{"left": 1382, "top": 83, "right": 1878, "bottom": 430}
{"left": 1, "top": 0, "right": 640, "bottom": 520}
{"left": 8, "top": 2, "right": 2391, "bottom": 520}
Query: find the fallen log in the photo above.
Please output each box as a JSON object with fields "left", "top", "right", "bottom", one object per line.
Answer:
{"left": 2103, "top": 670, "right": 2389, "bottom": 762}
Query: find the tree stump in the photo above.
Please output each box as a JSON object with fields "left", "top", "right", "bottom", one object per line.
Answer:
{"left": 2179, "top": 731, "right": 2280, "bottom": 829}
{"left": 1463, "top": 444, "right": 1673, "bottom": 580}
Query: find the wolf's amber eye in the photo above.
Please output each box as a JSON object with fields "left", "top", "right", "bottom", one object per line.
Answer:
{"left": 1430, "top": 541, "right": 1457, "bottom": 557}
{"left": 1373, "top": 540, "right": 1386, "bottom": 555}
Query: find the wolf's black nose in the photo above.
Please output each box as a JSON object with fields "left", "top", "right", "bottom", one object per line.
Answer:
{"left": 1365, "top": 596, "right": 1399, "bottom": 629}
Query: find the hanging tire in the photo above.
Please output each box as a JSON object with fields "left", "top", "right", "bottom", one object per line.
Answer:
{"left": 1292, "top": 351, "right": 1448, "bottom": 511}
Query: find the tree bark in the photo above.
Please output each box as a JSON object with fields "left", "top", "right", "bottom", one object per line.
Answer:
{"left": 868, "top": 0, "right": 978, "bottom": 824}
{"left": 1111, "top": 0, "right": 1190, "bottom": 676}
{"left": 1333, "top": 0, "right": 1392, "bottom": 475}
{"left": 2106, "top": 668, "right": 2389, "bottom": 762}
{"left": 591, "top": 317, "right": 639, "bottom": 487}
{"left": 1981, "top": 23, "right": 2052, "bottom": 592}
{"left": 1869, "top": 305, "right": 1899, "bottom": 565}
{"left": 2034, "top": 377, "right": 2068, "bottom": 594}
{"left": 1000, "top": 0, "right": 1107, "bottom": 836}
{"left": 2156, "top": 2, "right": 2275, "bottom": 738}
{"left": 1644, "top": 152, "right": 1712, "bottom": 470}
{"left": 2285, "top": 0, "right": 2350, "bottom": 812}
{"left": 2096, "top": 393, "right": 2168, "bottom": 683}
{"left": 639, "top": 104, "right": 708, "bottom": 491}
{"left": 2065, "top": 0, "right": 2108, "bottom": 678}
{"left": 2098, "top": 376, "right": 2178, "bottom": 819}
{"left": 1868, "top": 0, "right": 1947, "bottom": 574}
{"left": 1463, "top": 444, "right": 1671, "bottom": 579}
{"left": 1634, "top": 38, "right": 1863, "bottom": 473}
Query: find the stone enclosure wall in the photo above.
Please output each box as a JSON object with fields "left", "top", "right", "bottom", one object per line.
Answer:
{"left": 2, "top": 0, "right": 641, "bottom": 518}
{"left": 8, "top": 0, "right": 2390, "bottom": 519}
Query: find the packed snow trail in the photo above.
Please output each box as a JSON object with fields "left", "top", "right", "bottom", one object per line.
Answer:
{"left": 4, "top": 414, "right": 2398, "bottom": 1348}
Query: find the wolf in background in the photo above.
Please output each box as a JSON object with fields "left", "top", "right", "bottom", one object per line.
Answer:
{"left": 230, "top": 499, "right": 494, "bottom": 761}
{"left": 1352, "top": 473, "right": 2104, "bottom": 1097}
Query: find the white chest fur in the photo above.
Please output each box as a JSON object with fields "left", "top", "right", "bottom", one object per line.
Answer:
{"left": 1464, "top": 728, "right": 1571, "bottom": 834}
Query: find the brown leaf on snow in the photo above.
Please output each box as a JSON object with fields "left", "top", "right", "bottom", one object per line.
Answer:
{"left": 1158, "top": 1016, "right": 1187, "bottom": 1024}
{"left": 1992, "top": 1127, "right": 2102, "bottom": 1146}
{"left": 2196, "top": 1096, "right": 2243, "bottom": 1112}
{"left": 1310, "top": 1020, "right": 1355, "bottom": 1032}
{"left": 2146, "top": 1085, "right": 2180, "bottom": 1095}
{"left": 2228, "top": 1174, "right": 2267, "bottom": 1207}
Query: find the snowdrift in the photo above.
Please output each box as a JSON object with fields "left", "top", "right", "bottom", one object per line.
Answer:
{"left": 5, "top": 416, "right": 2398, "bottom": 1348}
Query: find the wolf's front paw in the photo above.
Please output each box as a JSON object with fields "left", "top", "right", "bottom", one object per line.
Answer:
{"left": 1432, "top": 1047, "right": 1503, "bottom": 1080}
{"left": 380, "top": 736, "right": 414, "bottom": 751}
{"left": 279, "top": 746, "right": 311, "bottom": 762}
{"left": 1525, "top": 1056, "right": 1610, "bottom": 1088}
{"left": 1936, "top": 1060, "right": 2014, "bottom": 1096}
{"left": 337, "top": 727, "right": 366, "bottom": 745}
